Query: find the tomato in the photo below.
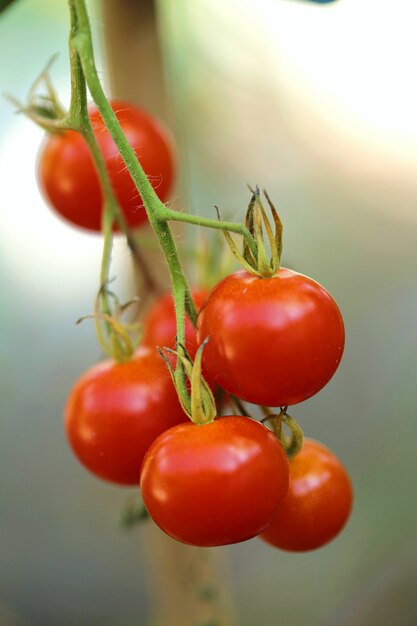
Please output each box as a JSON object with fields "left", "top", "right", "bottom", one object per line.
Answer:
{"left": 38, "top": 100, "right": 175, "bottom": 231}
{"left": 142, "top": 289, "right": 207, "bottom": 357}
{"left": 260, "top": 439, "right": 353, "bottom": 551}
{"left": 140, "top": 416, "right": 290, "bottom": 547}
{"left": 196, "top": 268, "right": 345, "bottom": 407}
{"left": 65, "top": 347, "right": 187, "bottom": 486}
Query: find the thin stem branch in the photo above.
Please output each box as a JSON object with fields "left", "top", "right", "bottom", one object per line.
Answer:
{"left": 68, "top": 1, "right": 130, "bottom": 359}
{"left": 160, "top": 206, "right": 258, "bottom": 260}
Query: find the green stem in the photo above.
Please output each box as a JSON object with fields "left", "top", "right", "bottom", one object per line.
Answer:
{"left": 68, "top": 1, "right": 130, "bottom": 360}
{"left": 160, "top": 206, "right": 258, "bottom": 260}
{"left": 281, "top": 412, "right": 304, "bottom": 458}
{"left": 68, "top": 5, "right": 117, "bottom": 224}
{"left": 69, "top": 0, "right": 196, "bottom": 395}
{"left": 68, "top": 0, "right": 161, "bottom": 359}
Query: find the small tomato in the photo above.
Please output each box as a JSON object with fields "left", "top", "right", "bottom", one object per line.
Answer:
{"left": 65, "top": 347, "right": 187, "bottom": 486}
{"left": 38, "top": 100, "right": 175, "bottom": 231}
{"left": 140, "top": 416, "right": 290, "bottom": 547}
{"left": 196, "top": 268, "right": 345, "bottom": 407}
{"left": 260, "top": 439, "right": 353, "bottom": 551}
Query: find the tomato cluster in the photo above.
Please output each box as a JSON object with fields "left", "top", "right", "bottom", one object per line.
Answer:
{"left": 40, "top": 98, "right": 352, "bottom": 553}
{"left": 66, "top": 268, "right": 352, "bottom": 551}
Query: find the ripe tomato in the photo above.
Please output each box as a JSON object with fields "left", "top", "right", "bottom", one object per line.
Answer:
{"left": 142, "top": 289, "right": 207, "bottom": 357}
{"left": 196, "top": 268, "right": 345, "bottom": 407}
{"left": 38, "top": 100, "right": 175, "bottom": 231}
{"left": 260, "top": 439, "right": 353, "bottom": 551}
{"left": 140, "top": 416, "right": 290, "bottom": 547}
{"left": 65, "top": 347, "right": 187, "bottom": 486}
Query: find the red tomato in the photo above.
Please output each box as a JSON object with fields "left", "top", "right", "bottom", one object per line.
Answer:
{"left": 260, "top": 439, "right": 353, "bottom": 551}
{"left": 196, "top": 268, "right": 345, "bottom": 407}
{"left": 65, "top": 347, "right": 187, "bottom": 486}
{"left": 140, "top": 416, "right": 290, "bottom": 547}
{"left": 142, "top": 289, "right": 207, "bottom": 357}
{"left": 38, "top": 100, "right": 175, "bottom": 231}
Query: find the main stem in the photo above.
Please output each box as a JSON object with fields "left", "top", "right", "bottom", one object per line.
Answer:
{"left": 68, "top": 2, "right": 161, "bottom": 360}
{"left": 69, "top": 2, "right": 128, "bottom": 359}
{"left": 70, "top": 0, "right": 194, "bottom": 393}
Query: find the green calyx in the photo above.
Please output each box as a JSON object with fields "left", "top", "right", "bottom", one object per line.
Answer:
{"left": 159, "top": 340, "right": 217, "bottom": 426}
{"left": 220, "top": 186, "right": 283, "bottom": 278}
{"left": 262, "top": 407, "right": 304, "bottom": 458}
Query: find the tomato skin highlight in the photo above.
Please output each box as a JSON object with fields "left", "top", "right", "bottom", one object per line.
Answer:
{"left": 38, "top": 100, "right": 175, "bottom": 231}
{"left": 140, "top": 416, "right": 290, "bottom": 547}
{"left": 260, "top": 439, "right": 353, "bottom": 552}
{"left": 142, "top": 289, "right": 207, "bottom": 357}
{"left": 65, "top": 347, "right": 187, "bottom": 486}
{"left": 196, "top": 268, "right": 345, "bottom": 407}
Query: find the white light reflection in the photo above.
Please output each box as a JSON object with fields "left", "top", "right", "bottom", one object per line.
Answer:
{"left": 192, "top": 0, "right": 417, "bottom": 185}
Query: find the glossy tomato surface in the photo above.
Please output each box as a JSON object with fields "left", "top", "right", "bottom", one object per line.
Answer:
{"left": 196, "top": 268, "right": 345, "bottom": 407}
{"left": 260, "top": 439, "right": 353, "bottom": 551}
{"left": 140, "top": 416, "right": 290, "bottom": 547}
{"left": 38, "top": 100, "right": 175, "bottom": 231}
{"left": 142, "top": 289, "right": 207, "bottom": 356}
{"left": 65, "top": 347, "right": 187, "bottom": 486}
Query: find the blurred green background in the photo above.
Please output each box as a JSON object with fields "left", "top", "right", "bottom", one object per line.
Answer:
{"left": 1, "top": 0, "right": 417, "bottom": 625}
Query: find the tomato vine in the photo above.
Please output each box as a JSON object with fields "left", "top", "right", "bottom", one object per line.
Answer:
{"left": 10, "top": 0, "right": 352, "bottom": 554}
{"left": 65, "top": 0, "right": 261, "bottom": 410}
{"left": 4, "top": 1, "right": 354, "bottom": 624}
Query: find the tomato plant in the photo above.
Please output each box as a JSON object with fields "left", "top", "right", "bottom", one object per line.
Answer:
{"left": 65, "top": 346, "right": 187, "bottom": 486}
{"left": 260, "top": 439, "right": 353, "bottom": 551}
{"left": 140, "top": 416, "right": 290, "bottom": 547}
{"left": 142, "top": 289, "right": 207, "bottom": 356}
{"left": 196, "top": 268, "right": 345, "bottom": 407}
{"left": 38, "top": 100, "right": 175, "bottom": 231}
{"left": 12, "top": 2, "right": 355, "bottom": 624}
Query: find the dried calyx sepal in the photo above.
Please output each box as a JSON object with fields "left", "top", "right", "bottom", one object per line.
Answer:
{"left": 77, "top": 283, "right": 142, "bottom": 362}
{"left": 6, "top": 56, "right": 70, "bottom": 132}
{"left": 261, "top": 407, "right": 304, "bottom": 458}
{"left": 217, "top": 186, "right": 283, "bottom": 278}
